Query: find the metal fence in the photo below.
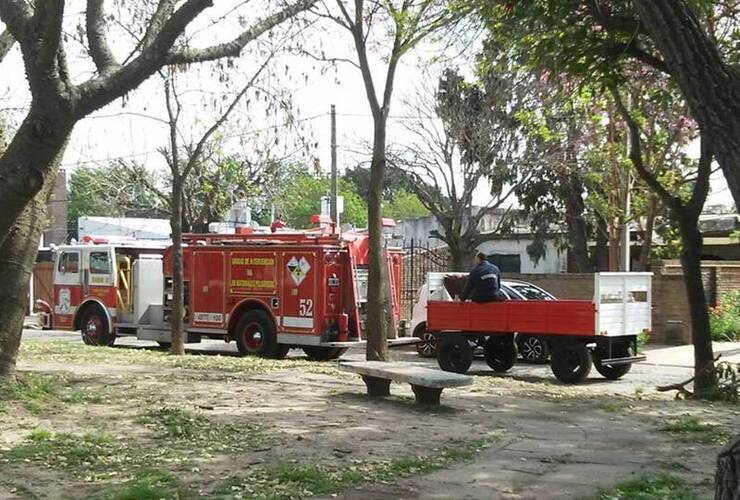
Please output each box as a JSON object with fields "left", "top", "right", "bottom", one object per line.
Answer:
{"left": 401, "top": 240, "right": 449, "bottom": 321}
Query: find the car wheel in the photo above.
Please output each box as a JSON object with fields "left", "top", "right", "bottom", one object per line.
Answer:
{"left": 518, "top": 335, "right": 550, "bottom": 364}
{"left": 437, "top": 335, "right": 473, "bottom": 374}
{"left": 415, "top": 327, "right": 437, "bottom": 358}
{"left": 550, "top": 342, "right": 592, "bottom": 384}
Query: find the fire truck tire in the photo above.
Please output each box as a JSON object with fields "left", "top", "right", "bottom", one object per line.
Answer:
{"left": 79, "top": 307, "right": 115, "bottom": 347}
{"left": 593, "top": 358, "right": 632, "bottom": 380}
{"left": 437, "top": 335, "right": 473, "bottom": 374}
{"left": 484, "top": 335, "right": 517, "bottom": 372}
{"left": 235, "top": 310, "right": 279, "bottom": 358}
{"left": 550, "top": 342, "right": 592, "bottom": 384}
{"left": 302, "top": 346, "right": 347, "bottom": 361}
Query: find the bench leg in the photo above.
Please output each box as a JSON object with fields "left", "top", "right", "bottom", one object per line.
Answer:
{"left": 411, "top": 385, "right": 443, "bottom": 405}
{"left": 362, "top": 375, "right": 391, "bottom": 397}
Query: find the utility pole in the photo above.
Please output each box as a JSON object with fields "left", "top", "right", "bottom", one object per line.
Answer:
{"left": 607, "top": 100, "right": 618, "bottom": 272}
{"left": 622, "top": 94, "right": 632, "bottom": 272}
{"left": 330, "top": 104, "right": 338, "bottom": 231}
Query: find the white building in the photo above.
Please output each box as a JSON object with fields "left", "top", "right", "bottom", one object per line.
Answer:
{"left": 77, "top": 216, "right": 171, "bottom": 241}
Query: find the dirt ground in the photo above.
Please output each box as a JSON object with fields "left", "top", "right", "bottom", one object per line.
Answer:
{"left": 0, "top": 337, "right": 738, "bottom": 499}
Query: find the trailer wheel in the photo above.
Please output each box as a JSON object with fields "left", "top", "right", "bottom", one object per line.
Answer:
{"left": 593, "top": 358, "right": 632, "bottom": 380}
{"left": 517, "top": 335, "right": 550, "bottom": 364}
{"left": 235, "top": 310, "right": 278, "bottom": 358}
{"left": 414, "top": 324, "right": 436, "bottom": 358}
{"left": 484, "top": 335, "right": 517, "bottom": 373}
{"left": 302, "top": 346, "right": 347, "bottom": 361}
{"left": 80, "top": 307, "right": 115, "bottom": 347}
{"left": 437, "top": 335, "right": 473, "bottom": 374}
{"left": 550, "top": 342, "right": 592, "bottom": 384}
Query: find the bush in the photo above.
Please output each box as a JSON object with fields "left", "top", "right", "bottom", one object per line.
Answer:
{"left": 709, "top": 290, "right": 740, "bottom": 342}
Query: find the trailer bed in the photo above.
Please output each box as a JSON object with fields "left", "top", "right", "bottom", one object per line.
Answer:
{"left": 427, "top": 300, "right": 596, "bottom": 337}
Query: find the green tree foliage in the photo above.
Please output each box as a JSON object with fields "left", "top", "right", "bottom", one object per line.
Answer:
{"left": 67, "top": 164, "right": 167, "bottom": 226}
{"left": 269, "top": 171, "right": 368, "bottom": 229}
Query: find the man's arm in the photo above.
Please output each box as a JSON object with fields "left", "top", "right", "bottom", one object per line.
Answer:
{"left": 460, "top": 269, "right": 476, "bottom": 301}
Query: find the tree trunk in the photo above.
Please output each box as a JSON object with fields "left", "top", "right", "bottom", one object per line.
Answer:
{"left": 715, "top": 434, "right": 740, "bottom": 500}
{"left": 365, "top": 123, "right": 392, "bottom": 362}
{"left": 634, "top": 0, "right": 740, "bottom": 209}
{"left": 449, "top": 237, "right": 474, "bottom": 272}
{"left": 563, "top": 185, "right": 591, "bottom": 272}
{"left": 0, "top": 106, "right": 74, "bottom": 248}
{"left": 677, "top": 212, "right": 716, "bottom": 395}
{"left": 0, "top": 180, "right": 54, "bottom": 378}
{"left": 169, "top": 177, "right": 185, "bottom": 356}
{"left": 593, "top": 216, "right": 610, "bottom": 271}
{"left": 637, "top": 192, "right": 658, "bottom": 271}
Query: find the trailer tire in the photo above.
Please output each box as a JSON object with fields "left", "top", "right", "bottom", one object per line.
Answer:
{"left": 550, "top": 342, "right": 592, "bottom": 384}
{"left": 235, "top": 310, "right": 279, "bottom": 358}
{"left": 80, "top": 306, "right": 115, "bottom": 347}
{"left": 484, "top": 335, "right": 517, "bottom": 373}
{"left": 437, "top": 335, "right": 473, "bottom": 374}
{"left": 593, "top": 359, "right": 632, "bottom": 380}
{"left": 302, "top": 346, "right": 347, "bottom": 361}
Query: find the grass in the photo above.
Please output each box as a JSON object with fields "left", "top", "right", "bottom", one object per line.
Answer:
{"left": 105, "top": 469, "right": 184, "bottom": 500}
{"left": 0, "top": 372, "right": 104, "bottom": 415}
{"left": 658, "top": 416, "right": 732, "bottom": 444}
{"left": 593, "top": 474, "right": 696, "bottom": 500}
{"left": 18, "top": 341, "right": 346, "bottom": 377}
{"left": 213, "top": 438, "right": 492, "bottom": 499}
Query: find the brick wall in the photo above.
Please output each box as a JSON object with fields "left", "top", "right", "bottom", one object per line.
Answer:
{"left": 44, "top": 169, "right": 68, "bottom": 245}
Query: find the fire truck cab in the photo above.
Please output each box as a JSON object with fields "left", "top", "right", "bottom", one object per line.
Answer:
{"left": 41, "top": 228, "right": 413, "bottom": 360}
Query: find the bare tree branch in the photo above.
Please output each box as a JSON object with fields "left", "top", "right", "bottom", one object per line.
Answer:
{"left": 86, "top": 0, "right": 119, "bottom": 75}
{"left": 166, "top": 0, "right": 315, "bottom": 64}
{"left": 142, "top": 0, "right": 176, "bottom": 48}
{"left": 0, "top": 2, "right": 31, "bottom": 42}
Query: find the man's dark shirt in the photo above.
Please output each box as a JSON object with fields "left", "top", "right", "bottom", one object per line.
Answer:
{"left": 461, "top": 260, "right": 502, "bottom": 303}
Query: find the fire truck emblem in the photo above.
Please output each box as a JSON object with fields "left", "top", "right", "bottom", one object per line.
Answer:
{"left": 287, "top": 256, "right": 311, "bottom": 286}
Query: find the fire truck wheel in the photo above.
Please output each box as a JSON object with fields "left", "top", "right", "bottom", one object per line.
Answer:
{"left": 484, "top": 335, "right": 517, "bottom": 372}
{"left": 437, "top": 335, "right": 473, "bottom": 374}
{"left": 302, "top": 346, "right": 347, "bottom": 361}
{"left": 550, "top": 342, "right": 592, "bottom": 384}
{"left": 235, "top": 310, "right": 278, "bottom": 358}
{"left": 80, "top": 307, "right": 115, "bottom": 347}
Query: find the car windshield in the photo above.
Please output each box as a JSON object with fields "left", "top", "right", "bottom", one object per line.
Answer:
{"left": 509, "top": 284, "right": 554, "bottom": 300}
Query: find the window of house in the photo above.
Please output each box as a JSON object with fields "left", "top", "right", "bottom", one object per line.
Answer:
{"left": 488, "top": 254, "right": 521, "bottom": 273}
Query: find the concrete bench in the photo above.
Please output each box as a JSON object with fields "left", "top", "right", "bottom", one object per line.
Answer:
{"left": 339, "top": 361, "right": 473, "bottom": 405}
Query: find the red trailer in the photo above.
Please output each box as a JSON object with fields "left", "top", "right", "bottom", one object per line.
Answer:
{"left": 425, "top": 273, "right": 651, "bottom": 383}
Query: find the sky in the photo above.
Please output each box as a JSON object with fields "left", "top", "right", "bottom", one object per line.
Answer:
{"left": 0, "top": 1, "right": 735, "bottom": 212}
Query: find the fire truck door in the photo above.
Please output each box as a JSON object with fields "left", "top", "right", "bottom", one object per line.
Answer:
{"left": 191, "top": 251, "right": 226, "bottom": 327}
{"left": 53, "top": 249, "right": 82, "bottom": 328}
{"left": 280, "top": 252, "right": 318, "bottom": 332}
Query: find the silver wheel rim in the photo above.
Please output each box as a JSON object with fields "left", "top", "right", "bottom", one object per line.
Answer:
{"left": 521, "top": 337, "right": 542, "bottom": 361}
{"left": 419, "top": 332, "right": 436, "bottom": 356}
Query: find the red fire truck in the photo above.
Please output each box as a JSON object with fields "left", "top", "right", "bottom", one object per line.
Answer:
{"left": 36, "top": 226, "right": 412, "bottom": 360}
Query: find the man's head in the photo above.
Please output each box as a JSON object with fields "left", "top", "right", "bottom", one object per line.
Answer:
{"left": 474, "top": 251, "right": 487, "bottom": 265}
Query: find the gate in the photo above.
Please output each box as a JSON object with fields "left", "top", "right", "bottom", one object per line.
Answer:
{"left": 402, "top": 240, "right": 449, "bottom": 320}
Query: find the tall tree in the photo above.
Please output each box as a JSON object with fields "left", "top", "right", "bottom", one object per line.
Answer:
{"left": 388, "top": 67, "right": 531, "bottom": 271}
{"left": 314, "top": 0, "right": 463, "bottom": 361}
{"left": 612, "top": 86, "right": 716, "bottom": 395}
{"left": 0, "top": 0, "right": 314, "bottom": 378}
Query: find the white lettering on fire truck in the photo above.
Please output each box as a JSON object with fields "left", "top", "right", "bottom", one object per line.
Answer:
{"left": 193, "top": 312, "right": 224, "bottom": 323}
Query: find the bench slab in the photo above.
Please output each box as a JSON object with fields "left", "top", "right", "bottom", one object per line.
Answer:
{"left": 339, "top": 361, "right": 473, "bottom": 389}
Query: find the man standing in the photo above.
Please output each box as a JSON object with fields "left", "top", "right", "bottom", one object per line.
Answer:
{"left": 460, "top": 252, "right": 504, "bottom": 303}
